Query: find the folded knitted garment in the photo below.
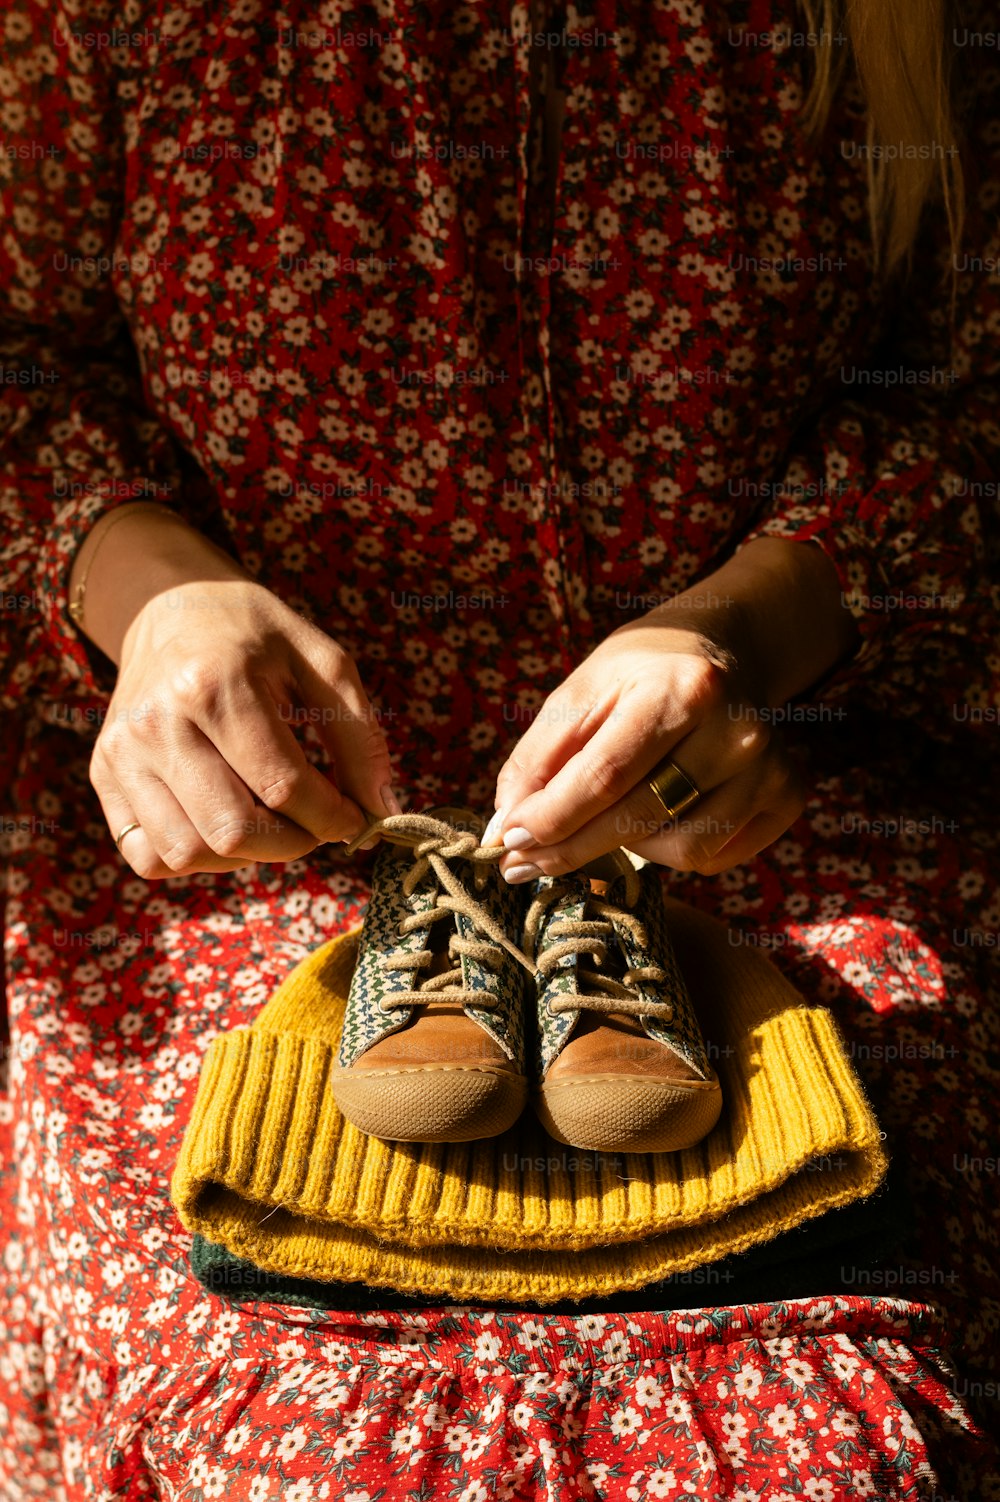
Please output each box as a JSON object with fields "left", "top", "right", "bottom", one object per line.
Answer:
{"left": 189, "top": 1153, "right": 911, "bottom": 1312}
{"left": 170, "top": 896, "right": 888, "bottom": 1305}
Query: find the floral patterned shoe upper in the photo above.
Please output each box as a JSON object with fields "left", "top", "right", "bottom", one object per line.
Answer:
{"left": 330, "top": 808, "right": 534, "bottom": 1144}
{"left": 523, "top": 849, "right": 723, "bottom": 1154}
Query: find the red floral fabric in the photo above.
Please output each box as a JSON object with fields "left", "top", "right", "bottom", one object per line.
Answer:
{"left": 2, "top": 0, "right": 999, "bottom": 1496}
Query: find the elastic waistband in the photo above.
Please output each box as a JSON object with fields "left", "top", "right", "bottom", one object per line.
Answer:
{"left": 234, "top": 1296, "right": 945, "bottom": 1374}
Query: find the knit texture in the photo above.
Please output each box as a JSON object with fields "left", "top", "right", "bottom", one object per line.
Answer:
{"left": 189, "top": 1154, "right": 911, "bottom": 1312}
{"left": 170, "top": 896, "right": 888, "bottom": 1304}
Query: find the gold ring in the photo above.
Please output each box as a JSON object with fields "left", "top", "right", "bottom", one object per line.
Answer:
{"left": 115, "top": 821, "right": 142, "bottom": 852}
{"left": 647, "top": 757, "right": 701, "bottom": 822}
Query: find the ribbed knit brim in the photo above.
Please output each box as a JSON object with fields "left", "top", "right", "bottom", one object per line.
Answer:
{"left": 170, "top": 897, "right": 888, "bottom": 1304}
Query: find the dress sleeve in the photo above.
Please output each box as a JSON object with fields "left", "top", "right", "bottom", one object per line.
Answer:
{"left": 735, "top": 53, "right": 1000, "bottom": 747}
{"left": 0, "top": 0, "right": 202, "bottom": 714}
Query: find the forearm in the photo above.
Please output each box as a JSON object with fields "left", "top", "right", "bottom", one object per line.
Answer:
{"left": 658, "top": 536, "right": 860, "bottom": 708}
{"left": 68, "top": 503, "right": 252, "bottom": 666}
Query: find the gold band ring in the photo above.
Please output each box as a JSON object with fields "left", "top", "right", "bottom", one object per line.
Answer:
{"left": 647, "top": 758, "right": 701, "bottom": 822}
{"left": 115, "top": 821, "right": 142, "bottom": 852}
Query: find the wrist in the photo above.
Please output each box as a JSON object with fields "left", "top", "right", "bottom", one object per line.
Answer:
{"left": 734, "top": 537, "right": 859, "bottom": 705}
{"left": 658, "top": 536, "right": 859, "bottom": 708}
{"left": 69, "top": 504, "right": 250, "bottom": 667}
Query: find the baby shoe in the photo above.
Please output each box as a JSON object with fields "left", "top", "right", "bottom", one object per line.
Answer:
{"left": 329, "top": 808, "right": 534, "bottom": 1143}
{"left": 522, "top": 849, "right": 723, "bottom": 1153}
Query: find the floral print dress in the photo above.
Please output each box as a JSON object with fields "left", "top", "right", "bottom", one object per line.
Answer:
{"left": 2, "top": 0, "right": 1000, "bottom": 1497}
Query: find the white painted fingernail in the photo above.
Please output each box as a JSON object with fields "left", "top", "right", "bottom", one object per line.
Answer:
{"left": 380, "top": 784, "right": 402, "bottom": 816}
{"left": 481, "top": 807, "right": 507, "bottom": 847}
{"left": 502, "top": 825, "right": 536, "bottom": 850}
{"left": 503, "top": 862, "right": 542, "bottom": 885}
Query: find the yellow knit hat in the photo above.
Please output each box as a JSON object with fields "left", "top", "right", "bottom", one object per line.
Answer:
{"left": 170, "top": 896, "right": 887, "bottom": 1304}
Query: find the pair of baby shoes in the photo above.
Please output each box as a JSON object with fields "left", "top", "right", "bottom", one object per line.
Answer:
{"left": 329, "top": 808, "right": 723, "bottom": 1153}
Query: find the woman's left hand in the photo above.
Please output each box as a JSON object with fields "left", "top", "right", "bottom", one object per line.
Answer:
{"left": 486, "top": 537, "right": 858, "bottom": 879}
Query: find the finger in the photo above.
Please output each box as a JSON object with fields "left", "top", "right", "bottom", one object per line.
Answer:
{"left": 605, "top": 715, "right": 783, "bottom": 854}
{"left": 113, "top": 762, "right": 260, "bottom": 876}
{"left": 91, "top": 744, "right": 246, "bottom": 879}
{"left": 691, "top": 803, "right": 802, "bottom": 872}
{"left": 292, "top": 647, "right": 399, "bottom": 819}
{"left": 498, "top": 669, "right": 768, "bottom": 853}
{"left": 500, "top": 743, "right": 803, "bottom": 880}
{"left": 628, "top": 753, "right": 806, "bottom": 874}
{"left": 148, "top": 720, "right": 322, "bottom": 864}
{"left": 91, "top": 747, "right": 165, "bottom": 876}
{"left": 493, "top": 679, "right": 614, "bottom": 818}
{"left": 493, "top": 623, "right": 738, "bottom": 830}
{"left": 183, "top": 669, "right": 370, "bottom": 844}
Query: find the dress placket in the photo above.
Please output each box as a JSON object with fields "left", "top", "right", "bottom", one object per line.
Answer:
{"left": 506, "top": 0, "right": 535, "bottom": 430}
{"left": 507, "top": 0, "right": 587, "bottom": 669}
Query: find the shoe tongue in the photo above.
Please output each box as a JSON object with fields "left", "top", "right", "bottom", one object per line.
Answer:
{"left": 393, "top": 806, "right": 508, "bottom": 996}
{"left": 542, "top": 861, "right": 635, "bottom": 940}
{"left": 426, "top": 932, "right": 454, "bottom": 982}
{"left": 584, "top": 881, "right": 630, "bottom": 988}
{"left": 393, "top": 845, "right": 458, "bottom": 993}
{"left": 534, "top": 869, "right": 628, "bottom": 977}
{"left": 579, "top": 847, "right": 642, "bottom": 908}
{"left": 538, "top": 854, "right": 645, "bottom": 999}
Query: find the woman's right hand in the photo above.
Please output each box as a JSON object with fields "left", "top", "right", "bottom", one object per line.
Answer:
{"left": 75, "top": 506, "right": 396, "bottom": 877}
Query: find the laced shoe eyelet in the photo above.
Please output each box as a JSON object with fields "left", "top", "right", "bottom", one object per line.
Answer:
{"left": 333, "top": 809, "right": 534, "bottom": 1146}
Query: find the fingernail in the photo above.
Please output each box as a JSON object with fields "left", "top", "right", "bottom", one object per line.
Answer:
{"left": 358, "top": 834, "right": 381, "bottom": 852}
{"left": 380, "top": 784, "right": 402, "bottom": 816}
{"left": 503, "top": 861, "right": 542, "bottom": 885}
{"left": 502, "top": 826, "right": 536, "bottom": 851}
{"left": 482, "top": 806, "right": 508, "bottom": 847}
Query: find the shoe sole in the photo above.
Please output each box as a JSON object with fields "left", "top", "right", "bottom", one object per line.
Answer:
{"left": 330, "top": 1065, "right": 528, "bottom": 1144}
{"left": 535, "top": 1072, "right": 724, "bottom": 1154}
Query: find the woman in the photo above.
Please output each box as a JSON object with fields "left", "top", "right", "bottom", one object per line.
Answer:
{"left": 1, "top": 0, "right": 998, "bottom": 1494}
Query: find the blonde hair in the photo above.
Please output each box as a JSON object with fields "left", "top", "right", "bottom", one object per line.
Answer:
{"left": 798, "top": 0, "right": 964, "bottom": 277}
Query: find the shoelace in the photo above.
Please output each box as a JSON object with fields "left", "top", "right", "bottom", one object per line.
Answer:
{"left": 344, "top": 813, "right": 537, "bottom": 1011}
{"left": 521, "top": 858, "right": 674, "bottom": 1022}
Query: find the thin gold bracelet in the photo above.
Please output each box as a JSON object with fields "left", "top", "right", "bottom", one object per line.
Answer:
{"left": 68, "top": 502, "right": 185, "bottom": 635}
